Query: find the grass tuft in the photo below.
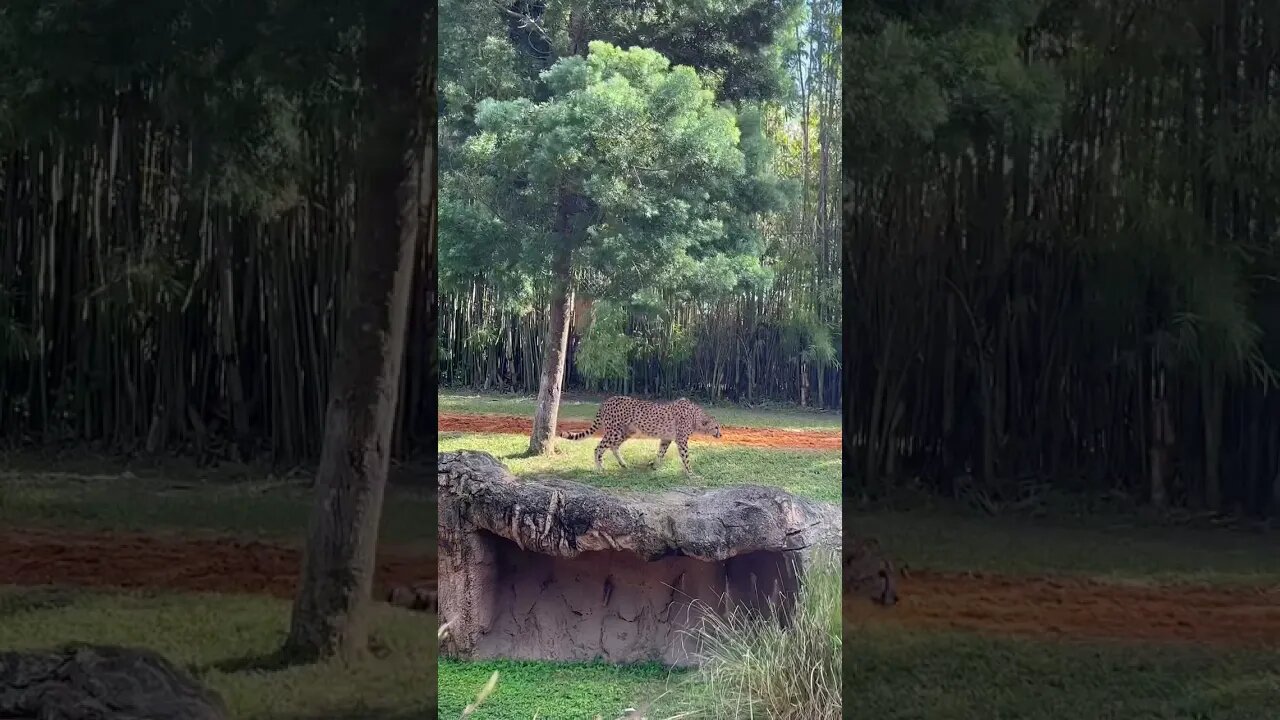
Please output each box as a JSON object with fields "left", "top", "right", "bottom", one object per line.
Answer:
{"left": 673, "top": 552, "right": 842, "bottom": 720}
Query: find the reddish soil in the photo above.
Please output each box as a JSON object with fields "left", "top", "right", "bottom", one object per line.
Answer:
{"left": 0, "top": 529, "right": 434, "bottom": 600}
{"left": 438, "top": 413, "right": 841, "bottom": 451}
{"left": 11, "top": 528, "right": 1276, "bottom": 649}
{"left": 846, "top": 570, "right": 1280, "bottom": 648}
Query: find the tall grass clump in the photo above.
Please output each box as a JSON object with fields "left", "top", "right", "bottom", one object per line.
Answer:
{"left": 674, "top": 551, "right": 842, "bottom": 719}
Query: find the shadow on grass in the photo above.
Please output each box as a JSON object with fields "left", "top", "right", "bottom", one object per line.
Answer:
{"left": 843, "top": 627, "right": 1280, "bottom": 720}
{"left": 205, "top": 634, "right": 419, "bottom": 675}
{"left": 2, "top": 476, "right": 435, "bottom": 546}
{"left": 0, "top": 586, "right": 82, "bottom": 620}
{"left": 206, "top": 648, "right": 300, "bottom": 674}
{"left": 846, "top": 506, "right": 1280, "bottom": 582}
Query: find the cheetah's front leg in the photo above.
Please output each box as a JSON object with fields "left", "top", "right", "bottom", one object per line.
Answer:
{"left": 650, "top": 439, "right": 672, "bottom": 469}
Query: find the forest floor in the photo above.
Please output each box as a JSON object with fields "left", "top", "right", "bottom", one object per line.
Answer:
{"left": 0, "top": 458, "right": 436, "bottom": 719}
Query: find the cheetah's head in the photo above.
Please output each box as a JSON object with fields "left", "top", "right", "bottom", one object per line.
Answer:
{"left": 698, "top": 412, "right": 722, "bottom": 438}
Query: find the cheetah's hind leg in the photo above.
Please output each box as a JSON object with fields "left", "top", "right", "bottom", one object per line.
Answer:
{"left": 596, "top": 430, "right": 627, "bottom": 472}
{"left": 593, "top": 440, "right": 607, "bottom": 472}
{"left": 610, "top": 430, "right": 633, "bottom": 468}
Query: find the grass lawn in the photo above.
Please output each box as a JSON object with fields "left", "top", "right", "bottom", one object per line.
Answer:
{"left": 851, "top": 508, "right": 1280, "bottom": 585}
{"left": 845, "top": 505, "right": 1280, "bottom": 720}
{"left": 0, "top": 467, "right": 436, "bottom": 549}
{"left": 440, "top": 390, "right": 841, "bottom": 431}
{"left": 845, "top": 625, "right": 1280, "bottom": 720}
{"left": 437, "top": 396, "right": 842, "bottom": 719}
{"left": 0, "top": 586, "right": 436, "bottom": 720}
{"left": 438, "top": 659, "right": 687, "bottom": 719}
{"left": 438, "top": 431, "right": 841, "bottom": 502}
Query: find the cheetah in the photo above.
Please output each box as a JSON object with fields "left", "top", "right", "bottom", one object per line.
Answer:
{"left": 844, "top": 538, "right": 899, "bottom": 606}
{"left": 560, "top": 395, "right": 722, "bottom": 475}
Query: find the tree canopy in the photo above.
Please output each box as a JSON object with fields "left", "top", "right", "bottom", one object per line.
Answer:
{"left": 442, "top": 42, "right": 782, "bottom": 309}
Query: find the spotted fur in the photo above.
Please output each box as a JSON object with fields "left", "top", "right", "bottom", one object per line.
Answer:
{"left": 844, "top": 537, "right": 899, "bottom": 606}
{"left": 560, "top": 395, "right": 722, "bottom": 474}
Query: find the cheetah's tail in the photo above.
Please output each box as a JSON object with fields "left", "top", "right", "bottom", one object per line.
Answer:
{"left": 560, "top": 410, "right": 601, "bottom": 440}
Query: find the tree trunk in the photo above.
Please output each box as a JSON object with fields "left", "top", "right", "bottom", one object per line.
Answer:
{"left": 528, "top": 240, "right": 574, "bottom": 455}
{"left": 1202, "top": 362, "right": 1224, "bottom": 512}
{"left": 214, "top": 212, "right": 250, "bottom": 462}
{"left": 1149, "top": 366, "right": 1171, "bottom": 509}
{"left": 284, "top": 0, "right": 426, "bottom": 662}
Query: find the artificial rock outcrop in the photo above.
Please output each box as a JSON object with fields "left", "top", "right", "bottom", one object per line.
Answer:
{"left": 437, "top": 450, "right": 840, "bottom": 665}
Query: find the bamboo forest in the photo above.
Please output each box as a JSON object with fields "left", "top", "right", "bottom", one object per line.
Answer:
{"left": 0, "top": 2, "right": 437, "bottom": 463}
{"left": 846, "top": 0, "right": 1280, "bottom": 518}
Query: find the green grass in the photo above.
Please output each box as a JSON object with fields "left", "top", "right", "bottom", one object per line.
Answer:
{"left": 438, "top": 659, "right": 685, "bottom": 719}
{"left": 0, "top": 471, "right": 435, "bottom": 550}
{"left": 851, "top": 509, "right": 1280, "bottom": 585}
{"left": 439, "top": 391, "right": 841, "bottom": 431}
{"left": 0, "top": 586, "right": 435, "bottom": 720}
{"left": 438, "top": 432, "right": 841, "bottom": 503}
{"left": 844, "top": 625, "right": 1280, "bottom": 720}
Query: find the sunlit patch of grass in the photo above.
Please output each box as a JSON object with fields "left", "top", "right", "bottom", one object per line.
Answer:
{"left": 437, "top": 432, "right": 840, "bottom": 503}
{"left": 437, "top": 656, "right": 684, "bottom": 719}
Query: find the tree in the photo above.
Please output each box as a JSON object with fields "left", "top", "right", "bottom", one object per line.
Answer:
{"left": 284, "top": 0, "right": 429, "bottom": 661}
{"left": 436, "top": 0, "right": 840, "bottom": 409}
{"left": 442, "top": 42, "right": 781, "bottom": 454}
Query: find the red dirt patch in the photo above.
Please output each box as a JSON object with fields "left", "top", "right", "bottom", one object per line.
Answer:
{"left": 846, "top": 570, "right": 1280, "bottom": 648}
{"left": 437, "top": 413, "right": 841, "bottom": 452}
{"left": 0, "top": 529, "right": 434, "bottom": 600}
